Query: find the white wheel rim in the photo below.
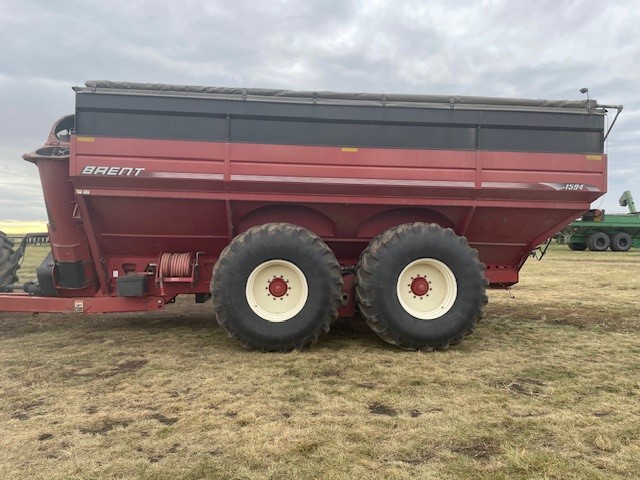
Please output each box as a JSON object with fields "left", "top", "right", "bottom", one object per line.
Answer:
{"left": 396, "top": 258, "right": 457, "bottom": 320}
{"left": 246, "top": 259, "right": 309, "bottom": 322}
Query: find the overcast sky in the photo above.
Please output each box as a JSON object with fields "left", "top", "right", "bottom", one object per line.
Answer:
{"left": 1, "top": 0, "right": 638, "bottom": 221}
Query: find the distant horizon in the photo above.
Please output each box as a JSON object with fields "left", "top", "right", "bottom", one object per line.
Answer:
{"left": 0, "top": 220, "right": 48, "bottom": 235}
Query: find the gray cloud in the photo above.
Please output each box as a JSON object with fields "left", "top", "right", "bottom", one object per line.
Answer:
{"left": 1, "top": 0, "right": 638, "bottom": 221}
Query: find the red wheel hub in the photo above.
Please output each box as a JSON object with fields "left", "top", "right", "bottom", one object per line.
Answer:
{"left": 268, "top": 277, "right": 288, "bottom": 297}
{"left": 410, "top": 277, "right": 429, "bottom": 296}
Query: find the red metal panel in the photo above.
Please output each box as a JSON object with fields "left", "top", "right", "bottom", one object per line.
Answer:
{"left": 71, "top": 136, "right": 227, "bottom": 186}
{"left": 230, "top": 143, "right": 478, "bottom": 168}
{"left": 73, "top": 136, "right": 227, "bottom": 166}
{"left": 480, "top": 151, "right": 606, "bottom": 173}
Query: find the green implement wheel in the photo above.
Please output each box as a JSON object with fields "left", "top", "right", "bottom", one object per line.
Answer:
{"left": 610, "top": 232, "right": 632, "bottom": 252}
{"left": 586, "top": 232, "right": 610, "bottom": 252}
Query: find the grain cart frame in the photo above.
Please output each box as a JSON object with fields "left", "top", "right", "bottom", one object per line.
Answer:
{"left": 0, "top": 81, "right": 620, "bottom": 350}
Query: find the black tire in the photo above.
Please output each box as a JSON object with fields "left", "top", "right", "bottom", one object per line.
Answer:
{"left": 586, "top": 232, "right": 610, "bottom": 251}
{"left": 211, "top": 223, "right": 343, "bottom": 351}
{"left": 0, "top": 232, "right": 14, "bottom": 262}
{"left": 356, "top": 223, "right": 488, "bottom": 350}
{"left": 0, "top": 231, "right": 19, "bottom": 287}
{"left": 0, "top": 231, "right": 14, "bottom": 247}
{"left": 0, "top": 245, "right": 10, "bottom": 264}
{"left": 610, "top": 232, "right": 632, "bottom": 252}
{"left": 567, "top": 242, "right": 587, "bottom": 251}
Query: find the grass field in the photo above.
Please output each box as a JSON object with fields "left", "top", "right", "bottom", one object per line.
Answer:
{"left": 1, "top": 244, "right": 639, "bottom": 479}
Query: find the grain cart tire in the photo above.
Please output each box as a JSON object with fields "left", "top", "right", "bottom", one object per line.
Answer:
{"left": 211, "top": 223, "right": 343, "bottom": 351}
{"left": 568, "top": 242, "right": 587, "bottom": 251}
{"left": 586, "top": 232, "right": 610, "bottom": 251}
{"left": 356, "top": 223, "right": 488, "bottom": 350}
{"left": 610, "top": 232, "right": 632, "bottom": 252}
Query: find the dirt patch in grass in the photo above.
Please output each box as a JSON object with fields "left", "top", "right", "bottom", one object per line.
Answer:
{"left": 451, "top": 439, "right": 501, "bottom": 461}
{"left": 62, "top": 358, "right": 148, "bottom": 380}
{"left": 368, "top": 402, "right": 398, "bottom": 416}
{"left": 78, "top": 419, "right": 132, "bottom": 435}
{"left": 148, "top": 413, "right": 178, "bottom": 425}
{"left": 503, "top": 377, "right": 547, "bottom": 396}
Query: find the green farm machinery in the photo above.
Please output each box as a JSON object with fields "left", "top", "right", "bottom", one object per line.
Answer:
{"left": 565, "top": 191, "right": 640, "bottom": 252}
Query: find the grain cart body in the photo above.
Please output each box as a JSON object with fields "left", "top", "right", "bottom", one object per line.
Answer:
{"left": 0, "top": 81, "right": 616, "bottom": 350}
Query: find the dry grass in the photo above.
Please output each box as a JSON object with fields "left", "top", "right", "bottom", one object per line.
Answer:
{"left": 1, "top": 244, "right": 639, "bottom": 479}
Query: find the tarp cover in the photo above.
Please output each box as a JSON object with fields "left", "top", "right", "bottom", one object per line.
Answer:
{"left": 81, "top": 80, "right": 600, "bottom": 113}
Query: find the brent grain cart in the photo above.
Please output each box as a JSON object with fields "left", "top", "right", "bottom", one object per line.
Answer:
{"left": 0, "top": 81, "right": 621, "bottom": 350}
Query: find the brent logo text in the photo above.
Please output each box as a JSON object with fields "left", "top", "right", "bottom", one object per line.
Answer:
{"left": 81, "top": 166, "right": 145, "bottom": 176}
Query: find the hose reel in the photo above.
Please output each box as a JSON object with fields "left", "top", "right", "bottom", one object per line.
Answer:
{"left": 158, "top": 252, "right": 193, "bottom": 278}
{"left": 155, "top": 251, "right": 203, "bottom": 295}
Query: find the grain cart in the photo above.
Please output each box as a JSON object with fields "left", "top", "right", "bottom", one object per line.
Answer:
{"left": 565, "top": 191, "right": 640, "bottom": 251}
{"left": 0, "top": 81, "right": 621, "bottom": 350}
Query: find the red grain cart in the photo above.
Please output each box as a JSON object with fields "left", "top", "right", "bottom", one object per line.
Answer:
{"left": 0, "top": 81, "right": 621, "bottom": 350}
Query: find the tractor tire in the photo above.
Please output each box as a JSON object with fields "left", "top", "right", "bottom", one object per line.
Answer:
{"left": 211, "top": 223, "right": 343, "bottom": 351}
{"left": 0, "top": 232, "right": 14, "bottom": 246}
{"left": 0, "top": 231, "right": 19, "bottom": 287}
{"left": 355, "top": 223, "right": 488, "bottom": 351}
{"left": 0, "top": 232, "right": 14, "bottom": 262}
{"left": 567, "top": 242, "right": 587, "bottom": 251}
{"left": 610, "top": 232, "right": 632, "bottom": 252}
{"left": 586, "top": 232, "right": 610, "bottom": 251}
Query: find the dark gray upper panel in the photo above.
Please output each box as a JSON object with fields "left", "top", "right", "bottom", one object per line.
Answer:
{"left": 75, "top": 81, "right": 606, "bottom": 153}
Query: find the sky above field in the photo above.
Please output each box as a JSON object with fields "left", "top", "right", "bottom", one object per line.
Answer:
{"left": 0, "top": 0, "right": 638, "bottom": 221}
